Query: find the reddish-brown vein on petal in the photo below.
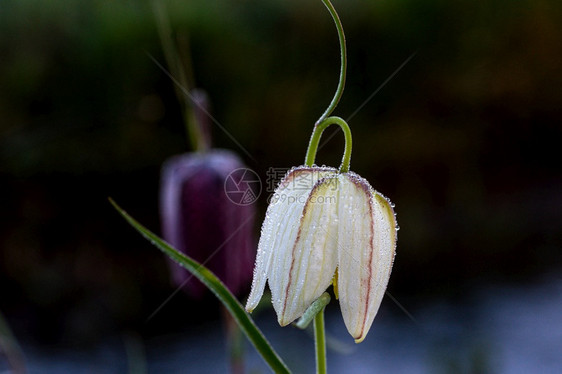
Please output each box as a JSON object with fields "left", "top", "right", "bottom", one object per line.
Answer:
{"left": 280, "top": 236, "right": 301, "bottom": 324}
{"left": 280, "top": 176, "right": 330, "bottom": 324}
{"left": 260, "top": 167, "right": 314, "bottom": 317}
{"left": 350, "top": 177, "right": 375, "bottom": 342}
{"left": 302, "top": 176, "right": 338, "bottom": 301}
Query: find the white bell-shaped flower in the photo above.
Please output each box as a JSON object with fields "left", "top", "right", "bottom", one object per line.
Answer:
{"left": 246, "top": 165, "right": 397, "bottom": 343}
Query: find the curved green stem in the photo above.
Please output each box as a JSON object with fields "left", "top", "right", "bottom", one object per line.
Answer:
{"left": 305, "top": 116, "right": 352, "bottom": 173}
{"left": 314, "top": 304, "right": 328, "bottom": 374}
{"left": 295, "top": 293, "right": 331, "bottom": 330}
{"left": 316, "top": 0, "right": 347, "bottom": 125}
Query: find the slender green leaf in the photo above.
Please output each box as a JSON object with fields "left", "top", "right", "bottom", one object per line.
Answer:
{"left": 109, "top": 198, "right": 291, "bottom": 374}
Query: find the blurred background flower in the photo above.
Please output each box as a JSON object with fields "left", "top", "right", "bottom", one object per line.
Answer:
{"left": 0, "top": 0, "right": 561, "bottom": 372}
{"left": 160, "top": 148, "right": 255, "bottom": 299}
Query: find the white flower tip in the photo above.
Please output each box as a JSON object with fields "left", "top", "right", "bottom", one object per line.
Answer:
{"left": 245, "top": 290, "right": 262, "bottom": 314}
{"left": 354, "top": 335, "right": 366, "bottom": 344}
{"left": 277, "top": 315, "right": 292, "bottom": 327}
{"left": 277, "top": 303, "right": 305, "bottom": 326}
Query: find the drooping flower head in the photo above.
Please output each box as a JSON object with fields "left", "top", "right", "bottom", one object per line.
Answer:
{"left": 246, "top": 164, "right": 397, "bottom": 343}
{"left": 160, "top": 150, "right": 256, "bottom": 298}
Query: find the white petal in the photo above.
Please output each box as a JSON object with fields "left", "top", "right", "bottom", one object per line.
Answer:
{"left": 337, "top": 174, "right": 397, "bottom": 343}
{"left": 278, "top": 175, "right": 340, "bottom": 325}
{"left": 245, "top": 167, "right": 336, "bottom": 314}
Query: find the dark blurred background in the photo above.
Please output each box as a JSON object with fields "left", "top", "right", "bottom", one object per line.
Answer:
{"left": 1, "top": 0, "right": 561, "bottom": 372}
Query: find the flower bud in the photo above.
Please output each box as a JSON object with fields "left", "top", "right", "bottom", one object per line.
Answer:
{"left": 246, "top": 166, "right": 397, "bottom": 343}
{"left": 160, "top": 150, "right": 255, "bottom": 298}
